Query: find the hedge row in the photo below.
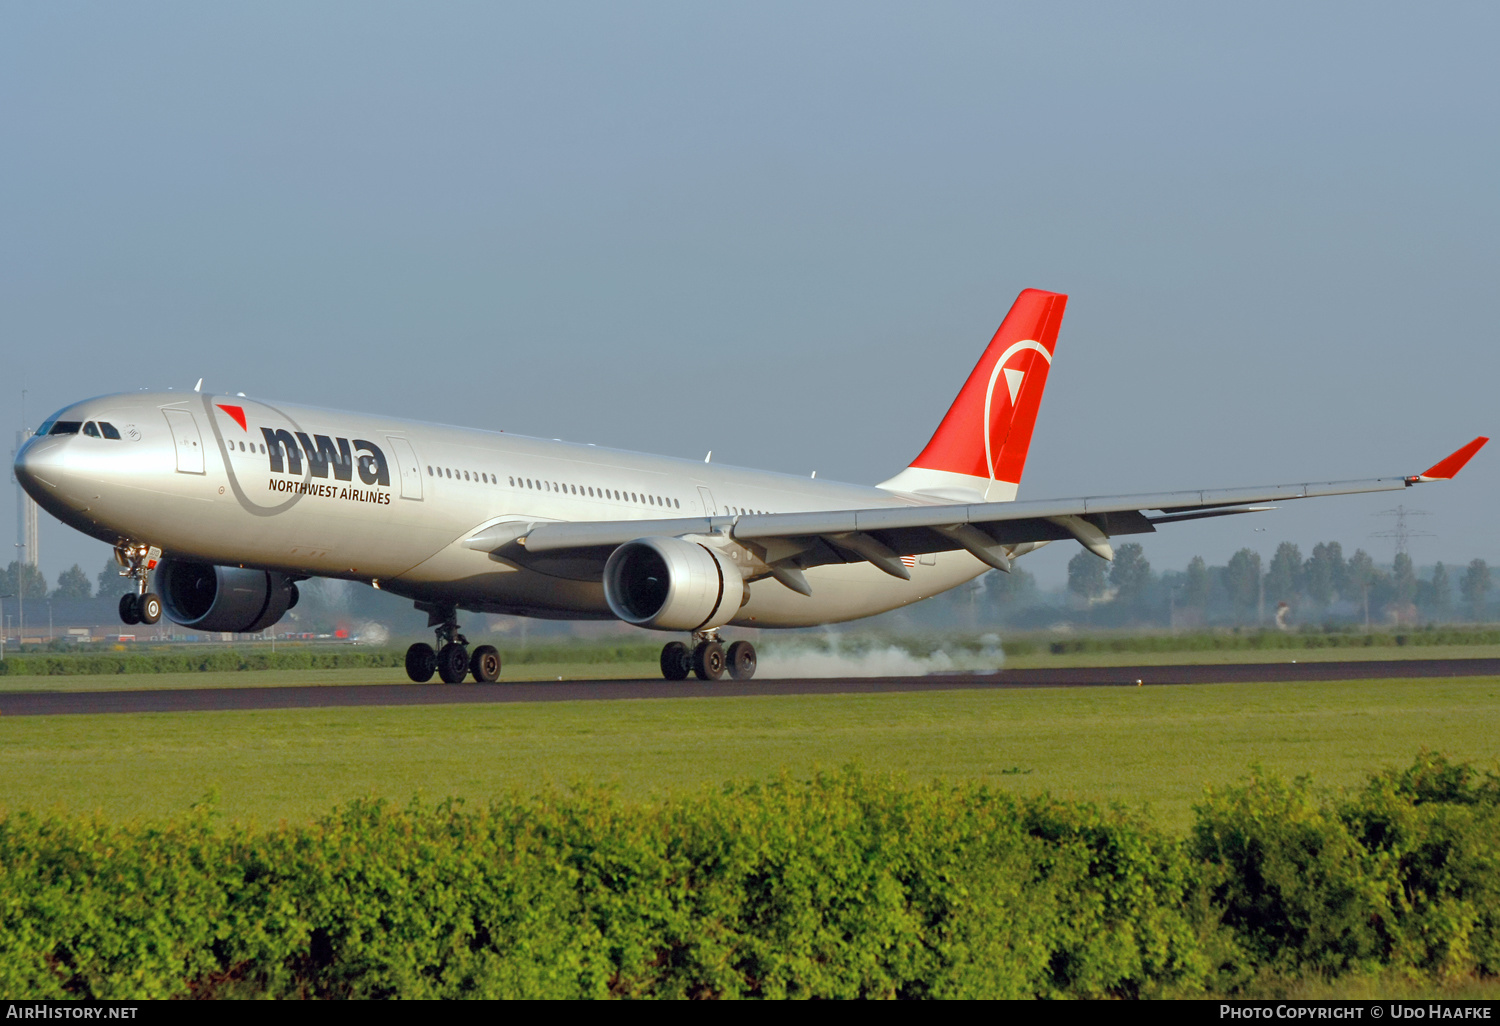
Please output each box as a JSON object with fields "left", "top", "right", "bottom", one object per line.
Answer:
{"left": 7, "top": 629, "right": 1497, "bottom": 676}
{"left": 1, "top": 756, "right": 1496, "bottom": 999}
{"left": 1047, "top": 628, "right": 1500, "bottom": 655}
{"left": 0, "top": 649, "right": 406, "bottom": 676}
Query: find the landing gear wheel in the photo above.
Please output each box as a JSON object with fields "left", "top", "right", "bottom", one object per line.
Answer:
{"left": 726, "top": 640, "right": 757, "bottom": 680}
{"left": 138, "top": 593, "right": 163, "bottom": 625}
{"left": 405, "top": 642, "right": 437, "bottom": 683}
{"left": 437, "top": 643, "right": 470, "bottom": 684}
{"left": 661, "top": 641, "right": 691, "bottom": 680}
{"left": 470, "top": 645, "right": 502, "bottom": 683}
{"left": 692, "top": 641, "right": 726, "bottom": 681}
{"left": 119, "top": 593, "right": 141, "bottom": 626}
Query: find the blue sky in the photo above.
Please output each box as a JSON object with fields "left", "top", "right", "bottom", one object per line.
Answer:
{"left": 4, "top": 2, "right": 1497, "bottom": 588}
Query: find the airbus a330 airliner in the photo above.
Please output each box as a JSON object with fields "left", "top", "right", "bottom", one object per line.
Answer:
{"left": 13, "top": 289, "right": 1488, "bottom": 684}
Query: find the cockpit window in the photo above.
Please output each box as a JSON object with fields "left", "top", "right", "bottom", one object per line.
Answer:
{"left": 48, "top": 421, "right": 82, "bottom": 435}
{"left": 83, "top": 422, "right": 101, "bottom": 438}
{"left": 99, "top": 422, "right": 121, "bottom": 440}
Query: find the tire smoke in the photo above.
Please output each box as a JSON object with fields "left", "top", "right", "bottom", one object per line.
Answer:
{"left": 756, "top": 632, "right": 1004, "bottom": 679}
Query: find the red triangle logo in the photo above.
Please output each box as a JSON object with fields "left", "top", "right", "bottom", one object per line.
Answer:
{"left": 216, "top": 404, "right": 248, "bottom": 431}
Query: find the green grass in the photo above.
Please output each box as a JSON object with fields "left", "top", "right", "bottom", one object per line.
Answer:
{"left": 2, "top": 675, "right": 1497, "bottom": 832}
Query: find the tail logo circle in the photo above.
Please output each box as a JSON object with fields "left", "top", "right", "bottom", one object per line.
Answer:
{"left": 982, "top": 340, "right": 1051, "bottom": 482}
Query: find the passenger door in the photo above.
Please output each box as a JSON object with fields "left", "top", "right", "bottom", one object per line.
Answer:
{"left": 386, "top": 435, "right": 423, "bottom": 500}
{"left": 162, "top": 408, "right": 204, "bottom": 474}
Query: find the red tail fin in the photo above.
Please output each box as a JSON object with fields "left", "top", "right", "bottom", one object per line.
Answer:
{"left": 879, "top": 288, "right": 1067, "bottom": 501}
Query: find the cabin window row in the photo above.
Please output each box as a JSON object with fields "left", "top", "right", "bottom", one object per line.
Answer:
{"left": 424, "top": 465, "right": 682, "bottom": 510}
{"left": 428, "top": 466, "right": 497, "bottom": 484}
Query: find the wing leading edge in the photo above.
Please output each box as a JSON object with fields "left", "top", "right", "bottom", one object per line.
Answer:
{"left": 470, "top": 438, "right": 1488, "bottom": 589}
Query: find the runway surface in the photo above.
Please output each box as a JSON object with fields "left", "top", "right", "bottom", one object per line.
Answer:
{"left": 2, "top": 658, "right": 1498, "bottom": 717}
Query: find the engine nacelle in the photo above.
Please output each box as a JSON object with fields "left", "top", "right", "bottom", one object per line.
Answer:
{"left": 603, "top": 537, "right": 746, "bottom": 631}
{"left": 156, "top": 558, "right": 299, "bottom": 633}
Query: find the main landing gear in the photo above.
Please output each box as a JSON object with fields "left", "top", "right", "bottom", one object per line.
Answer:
{"left": 115, "top": 543, "right": 163, "bottom": 626}
{"left": 405, "top": 603, "right": 501, "bottom": 684}
{"left": 660, "top": 632, "right": 756, "bottom": 682}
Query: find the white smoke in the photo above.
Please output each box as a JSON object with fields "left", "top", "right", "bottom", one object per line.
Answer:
{"left": 354, "top": 621, "right": 390, "bottom": 645}
{"left": 756, "top": 632, "right": 1004, "bottom": 679}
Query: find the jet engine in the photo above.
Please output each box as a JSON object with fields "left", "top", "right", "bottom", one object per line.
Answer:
{"left": 156, "top": 557, "right": 300, "bottom": 633}
{"left": 602, "top": 537, "right": 747, "bottom": 631}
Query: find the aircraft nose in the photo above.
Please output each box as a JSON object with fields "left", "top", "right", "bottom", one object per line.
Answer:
{"left": 13, "top": 435, "right": 65, "bottom": 500}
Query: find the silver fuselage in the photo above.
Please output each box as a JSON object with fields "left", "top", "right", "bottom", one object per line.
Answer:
{"left": 14, "top": 391, "right": 991, "bottom": 628}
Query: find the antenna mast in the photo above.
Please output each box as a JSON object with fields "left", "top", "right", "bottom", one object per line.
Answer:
{"left": 13, "top": 390, "right": 39, "bottom": 571}
{"left": 1371, "top": 504, "right": 1433, "bottom": 559}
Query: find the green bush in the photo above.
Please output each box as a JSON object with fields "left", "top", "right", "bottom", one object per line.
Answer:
{"left": 0, "top": 774, "right": 1206, "bottom": 999}
{"left": 1189, "top": 754, "right": 1500, "bottom": 983}
{"left": 1342, "top": 755, "right": 1500, "bottom": 978}
{"left": 1190, "top": 770, "right": 1400, "bottom": 976}
{"left": 1, "top": 759, "right": 1495, "bottom": 999}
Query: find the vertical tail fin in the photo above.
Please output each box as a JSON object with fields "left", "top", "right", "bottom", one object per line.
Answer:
{"left": 878, "top": 288, "right": 1067, "bottom": 501}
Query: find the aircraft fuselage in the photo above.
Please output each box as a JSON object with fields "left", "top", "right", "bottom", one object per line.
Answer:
{"left": 14, "top": 390, "right": 988, "bottom": 628}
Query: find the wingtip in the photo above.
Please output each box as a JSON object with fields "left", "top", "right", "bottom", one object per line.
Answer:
{"left": 1413, "top": 436, "right": 1489, "bottom": 482}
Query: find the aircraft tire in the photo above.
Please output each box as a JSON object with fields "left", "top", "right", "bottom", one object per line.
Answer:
{"left": 437, "top": 642, "right": 470, "bottom": 684}
{"left": 660, "top": 641, "right": 691, "bottom": 680}
{"left": 138, "top": 593, "right": 163, "bottom": 625}
{"left": 119, "top": 593, "right": 141, "bottom": 626}
{"left": 692, "top": 641, "right": 726, "bottom": 681}
{"left": 726, "top": 640, "right": 756, "bottom": 680}
{"left": 405, "top": 642, "right": 437, "bottom": 683}
{"left": 470, "top": 645, "right": 502, "bottom": 683}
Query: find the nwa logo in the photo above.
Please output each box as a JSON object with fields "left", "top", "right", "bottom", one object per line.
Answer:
{"left": 212, "top": 400, "right": 393, "bottom": 515}
{"left": 260, "top": 428, "right": 390, "bottom": 486}
{"left": 260, "top": 429, "right": 393, "bottom": 505}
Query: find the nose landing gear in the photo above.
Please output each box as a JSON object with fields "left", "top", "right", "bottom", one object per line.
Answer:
{"left": 660, "top": 632, "right": 756, "bottom": 682}
{"left": 114, "top": 543, "right": 163, "bottom": 626}
{"left": 405, "top": 603, "right": 503, "bottom": 684}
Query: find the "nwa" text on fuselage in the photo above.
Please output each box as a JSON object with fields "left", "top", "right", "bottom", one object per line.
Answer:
{"left": 259, "top": 428, "right": 391, "bottom": 486}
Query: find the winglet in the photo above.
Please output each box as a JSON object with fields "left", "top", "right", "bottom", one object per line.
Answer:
{"left": 1411, "top": 437, "right": 1489, "bottom": 482}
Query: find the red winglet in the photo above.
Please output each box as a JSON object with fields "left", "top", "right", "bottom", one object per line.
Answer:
{"left": 1417, "top": 436, "right": 1489, "bottom": 480}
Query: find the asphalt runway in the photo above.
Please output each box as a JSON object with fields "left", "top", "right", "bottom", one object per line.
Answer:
{"left": 2, "top": 658, "right": 1498, "bottom": 717}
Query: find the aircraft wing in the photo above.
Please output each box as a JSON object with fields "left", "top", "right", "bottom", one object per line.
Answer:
{"left": 469, "top": 438, "right": 1487, "bottom": 588}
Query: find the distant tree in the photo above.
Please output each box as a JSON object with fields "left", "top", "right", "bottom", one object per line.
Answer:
{"left": 1067, "top": 550, "right": 1107, "bottom": 603}
{"left": 1347, "top": 549, "right": 1377, "bottom": 629}
{"left": 0, "top": 561, "right": 48, "bottom": 602}
{"left": 53, "top": 564, "right": 92, "bottom": 601}
{"left": 1224, "top": 549, "right": 1262, "bottom": 620}
{"left": 1182, "top": 556, "right": 1209, "bottom": 610}
{"left": 985, "top": 565, "right": 1037, "bottom": 606}
{"left": 1265, "top": 542, "right": 1303, "bottom": 607}
{"left": 97, "top": 559, "right": 134, "bottom": 599}
{"left": 1390, "top": 552, "right": 1418, "bottom": 622}
{"left": 1461, "top": 559, "right": 1492, "bottom": 621}
{"left": 1305, "top": 541, "right": 1344, "bottom": 609}
{"left": 1109, "top": 543, "right": 1153, "bottom": 606}
{"left": 1422, "top": 562, "right": 1453, "bottom": 622}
